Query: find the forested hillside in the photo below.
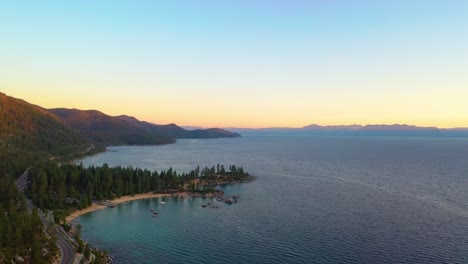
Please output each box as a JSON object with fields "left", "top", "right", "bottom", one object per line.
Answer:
{"left": 49, "top": 108, "right": 175, "bottom": 146}
{"left": 50, "top": 108, "right": 241, "bottom": 141}
{"left": 119, "top": 116, "right": 242, "bottom": 139}
{"left": 0, "top": 93, "right": 86, "bottom": 263}
{"left": 0, "top": 93, "right": 89, "bottom": 157}
{"left": 0, "top": 93, "right": 92, "bottom": 179}
{"left": 0, "top": 176, "right": 57, "bottom": 263}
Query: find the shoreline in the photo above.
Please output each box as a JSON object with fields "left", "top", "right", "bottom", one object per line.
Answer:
{"left": 65, "top": 191, "right": 214, "bottom": 223}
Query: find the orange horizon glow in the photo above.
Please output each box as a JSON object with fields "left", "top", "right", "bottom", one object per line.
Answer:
{"left": 1, "top": 2, "right": 467, "bottom": 130}
{"left": 3, "top": 91, "right": 466, "bottom": 130}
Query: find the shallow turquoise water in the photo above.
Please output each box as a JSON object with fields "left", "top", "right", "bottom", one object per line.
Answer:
{"left": 78, "top": 135, "right": 468, "bottom": 263}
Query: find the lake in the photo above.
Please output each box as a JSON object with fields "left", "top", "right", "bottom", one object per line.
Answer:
{"left": 77, "top": 135, "right": 468, "bottom": 263}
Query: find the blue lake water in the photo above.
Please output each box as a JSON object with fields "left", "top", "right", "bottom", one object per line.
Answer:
{"left": 78, "top": 135, "right": 468, "bottom": 263}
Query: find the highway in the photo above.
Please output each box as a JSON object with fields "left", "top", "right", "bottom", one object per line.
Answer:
{"left": 17, "top": 170, "right": 76, "bottom": 264}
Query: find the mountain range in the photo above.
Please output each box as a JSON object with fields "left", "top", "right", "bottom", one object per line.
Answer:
{"left": 2, "top": 91, "right": 467, "bottom": 163}
{"left": 0, "top": 93, "right": 87, "bottom": 156}
{"left": 49, "top": 108, "right": 240, "bottom": 146}
{"left": 0, "top": 93, "right": 240, "bottom": 160}
{"left": 222, "top": 124, "right": 468, "bottom": 137}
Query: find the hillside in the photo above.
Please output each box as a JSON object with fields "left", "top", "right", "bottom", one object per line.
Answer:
{"left": 138, "top": 123, "right": 241, "bottom": 139}
{"left": 114, "top": 115, "right": 240, "bottom": 138}
{"left": 49, "top": 108, "right": 175, "bottom": 146}
{"left": 0, "top": 92, "right": 240, "bottom": 167}
{"left": 50, "top": 108, "right": 241, "bottom": 141}
{"left": 0, "top": 94, "right": 91, "bottom": 264}
{"left": 0, "top": 93, "right": 89, "bottom": 159}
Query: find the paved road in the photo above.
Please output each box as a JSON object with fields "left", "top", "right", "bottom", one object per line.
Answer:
{"left": 37, "top": 209, "right": 75, "bottom": 264}
{"left": 17, "top": 170, "right": 76, "bottom": 264}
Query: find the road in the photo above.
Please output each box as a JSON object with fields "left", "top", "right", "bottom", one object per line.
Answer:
{"left": 17, "top": 170, "right": 76, "bottom": 264}
{"left": 16, "top": 169, "right": 29, "bottom": 192}
{"left": 37, "top": 208, "right": 76, "bottom": 264}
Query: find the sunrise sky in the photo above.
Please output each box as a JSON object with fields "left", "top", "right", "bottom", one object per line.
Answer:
{"left": 1, "top": 1, "right": 467, "bottom": 128}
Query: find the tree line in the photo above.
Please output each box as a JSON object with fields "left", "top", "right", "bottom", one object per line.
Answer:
{"left": 27, "top": 162, "right": 250, "bottom": 213}
{"left": 0, "top": 175, "right": 57, "bottom": 263}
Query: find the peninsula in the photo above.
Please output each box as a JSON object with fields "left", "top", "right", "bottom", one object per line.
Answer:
{"left": 27, "top": 162, "right": 254, "bottom": 226}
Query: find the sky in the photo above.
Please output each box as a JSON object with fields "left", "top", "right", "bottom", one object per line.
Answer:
{"left": 1, "top": 1, "right": 467, "bottom": 128}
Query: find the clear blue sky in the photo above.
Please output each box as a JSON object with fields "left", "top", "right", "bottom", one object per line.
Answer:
{"left": 1, "top": 1, "right": 467, "bottom": 128}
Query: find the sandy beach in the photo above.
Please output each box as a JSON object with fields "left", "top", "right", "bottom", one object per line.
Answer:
{"left": 66, "top": 192, "right": 192, "bottom": 223}
{"left": 66, "top": 204, "right": 108, "bottom": 223}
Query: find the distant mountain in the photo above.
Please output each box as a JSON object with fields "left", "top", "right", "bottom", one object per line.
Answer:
{"left": 113, "top": 116, "right": 192, "bottom": 138}
{"left": 361, "top": 124, "right": 439, "bottom": 131}
{"left": 0, "top": 93, "right": 89, "bottom": 158}
{"left": 119, "top": 116, "right": 241, "bottom": 139}
{"left": 301, "top": 124, "right": 442, "bottom": 133}
{"left": 113, "top": 115, "right": 240, "bottom": 139}
{"left": 49, "top": 108, "right": 240, "bottom": 145}
{"left": 451, "top": 127, "right": 468, "bottom": 131}
{"left": 181, "top": 126, "right": 205, "bottom": 130}
{"left": 49, "top": 108, "right": 175, "bottom": 146}
{"left": 302, "top": 124, "right": 362, "bottom": 131}
{"left": 187, "top": 128, "right": 241, "bottom": 138}
{"left": 225, "top": 124, "right": 468, "bottom": 137}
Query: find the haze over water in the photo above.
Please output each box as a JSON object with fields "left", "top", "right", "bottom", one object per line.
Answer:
{"left": 78, "top": 135, "right": 468, "bottom": 263}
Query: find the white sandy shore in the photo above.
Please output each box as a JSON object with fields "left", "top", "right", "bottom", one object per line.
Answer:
{"left": 66, "top": 192, "right": 196, "bottom": 223}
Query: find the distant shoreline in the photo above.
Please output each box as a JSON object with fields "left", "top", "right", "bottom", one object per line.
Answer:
{"left": 66, "top": 191, "right": 216, "bottom": 223}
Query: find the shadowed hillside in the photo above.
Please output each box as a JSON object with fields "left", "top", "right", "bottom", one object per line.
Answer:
{"left": 121, "top": 118, "right": 241, "bottom": 139}
{"left": 50, "top": 108, "right": 241, "bottom": 141}
{"left": 49, "top": 108, "right": 175, "bottom": 146}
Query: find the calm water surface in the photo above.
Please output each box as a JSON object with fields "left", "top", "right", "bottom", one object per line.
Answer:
{"left": 78, "top": 135, "right": 468, "bottom": 263}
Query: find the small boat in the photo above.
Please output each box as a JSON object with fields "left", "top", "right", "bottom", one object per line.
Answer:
{"left": 153, "top": 211, "right": 158, "bottom": 215}
{"left": 150, "top": 208, "right": 154, "bottom": 211}
{"left": 159, "top": 201, "right": 166, "bottom": 205}
{"left": 201, "top": 204, "right": 207, "bottom": 208}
